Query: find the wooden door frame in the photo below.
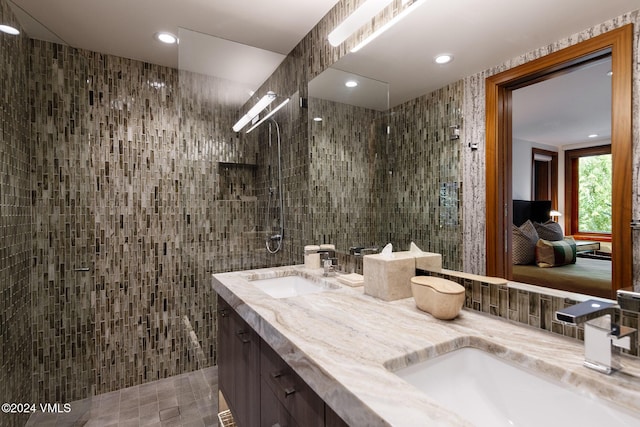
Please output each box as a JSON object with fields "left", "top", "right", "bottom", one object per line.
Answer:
{"left": 486, "top": 24, "right": 633, "bottom": 298}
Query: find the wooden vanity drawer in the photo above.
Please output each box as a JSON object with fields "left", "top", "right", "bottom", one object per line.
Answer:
{"left": 261, "top": 377, "right": 299, "bottom": 427}
{"left": 261, "top": 342, "right": 324, "bottom": 427}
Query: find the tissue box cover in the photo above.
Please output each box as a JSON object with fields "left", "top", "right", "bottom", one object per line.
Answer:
{"left": 363, "top": 252, "right": 415, "bottom": 301}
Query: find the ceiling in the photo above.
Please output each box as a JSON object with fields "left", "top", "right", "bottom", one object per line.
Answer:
{"left": 332, "top": 0, "right": 637, "bottom": 108}
{"left": 513, "top": 57, "right": 612, "bottom": 147}
{"left": 7, "top": 0, "right": 340, "bottom": 61}
{"left": 5, "top": 0, "right": 638, "bottom": 138}
{"left": 7, "top": 0, "right": 339, "bottom": 91}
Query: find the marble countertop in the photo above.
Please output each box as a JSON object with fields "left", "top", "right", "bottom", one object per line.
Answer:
{"left": 212, "top": 265, "right": 640, "bottom": 426}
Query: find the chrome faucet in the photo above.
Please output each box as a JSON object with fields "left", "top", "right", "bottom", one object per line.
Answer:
{"left": 556, "top": 299, "right": 637, "bottom": 374}
{"left": 319, "top": 250, "right": 337, "bottom": 276}
{"left": 349, "top": 246, "right": 379, "bottom": 256}
{"left": 323, "top": 258, "right": 335, "bottom": 276}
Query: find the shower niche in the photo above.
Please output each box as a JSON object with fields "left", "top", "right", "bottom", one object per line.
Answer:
{"left": 216, "top": 162, "right": 262, "bottom": 269}
{"left": 218, "top": 161, "right": 257, "bottom": 201}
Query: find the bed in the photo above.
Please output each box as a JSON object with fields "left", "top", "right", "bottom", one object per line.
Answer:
{"left": 511, "top": 200, "right": 612, "bottom": 298}
{"left": 512, "top": 257, "right": 612, "bottom": 297}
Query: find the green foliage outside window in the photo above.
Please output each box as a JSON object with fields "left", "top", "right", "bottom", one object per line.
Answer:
{"left": 578, "top": 154, "right": 612, "bottom": 233}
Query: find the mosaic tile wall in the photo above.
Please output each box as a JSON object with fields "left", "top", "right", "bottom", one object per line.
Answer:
{"left": 0, "top": 2, "right": 31, "bottom": 426}
{"left": 250, "top": 47, "right": 309, "bottom": 268}
{"left": 30, "top": 40, "right": 97, "bottom": 403}
{"left": 28, "top": 40, "right": 270, "bottom": 403}
{"left": 178, "top": 69, "right": 263, "bottom": 276}
{"left": 384, "top": 85, "right": 464, "bottom": 270}
{"left": 306, "top": 85, "right": 464, "bottom": 269}
{"left": 307, "top": 97, "right": 383, "bottom": 251}
{"left": 461, "top": 10, "right": 640, "bottom": 278}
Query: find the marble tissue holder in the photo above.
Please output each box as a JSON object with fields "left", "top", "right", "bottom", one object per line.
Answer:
{"left": 363, "top": 243, "right": 442, "bottom": 301}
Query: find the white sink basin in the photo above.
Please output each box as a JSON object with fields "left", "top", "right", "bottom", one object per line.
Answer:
{"left": 393, "top": 347, "right": 640, "bottom": 427}
{"left": 249, "top": 275, "right": 337, "bottom": 299}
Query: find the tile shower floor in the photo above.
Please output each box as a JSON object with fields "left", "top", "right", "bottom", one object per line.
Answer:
{"left": 26, "top": 367, "right": 219, "bottom": 427}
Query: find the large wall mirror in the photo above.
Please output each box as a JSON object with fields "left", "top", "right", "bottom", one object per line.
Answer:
{"left": 307, "top": 63, "right": 390, "bottom": 253}
{"left": 305, "top": 0, "right": 466, "bottom": 265}
{"left": 307, "top": 43, "right": 464, "bottom": 269}
{"left": 486, "top": 25, "right": 633, "bottom": 299}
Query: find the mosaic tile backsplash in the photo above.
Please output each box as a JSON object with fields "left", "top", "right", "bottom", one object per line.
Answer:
{"left": 422, "top": 270, "right": 640, "bottom": 357}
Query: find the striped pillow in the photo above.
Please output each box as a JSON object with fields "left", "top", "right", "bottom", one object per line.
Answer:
{"left": 535, "top": 238, "right": 576, "bottom": 267}
{"left": 534, "top": 220, "right": 564, "bottom": 241}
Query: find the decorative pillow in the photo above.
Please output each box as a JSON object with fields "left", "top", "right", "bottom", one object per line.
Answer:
{"left": 535, "top": 238, "right": 576, "bottom": 267}
{"left": 534, "top": 220, "right": 564, "bottom": 241}
{"left": 512, "top": 220, "right": 539, "bottom": 265}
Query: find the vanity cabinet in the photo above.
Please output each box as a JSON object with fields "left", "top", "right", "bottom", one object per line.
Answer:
{"left": 217, "top": 297, "right": 260, "bottom": 427}
{"left": 217, "top": 295, "right": 348, "bottom": 427}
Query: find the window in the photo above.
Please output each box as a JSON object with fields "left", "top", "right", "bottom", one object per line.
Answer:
{"left": 565, "top": 145, "right": 612, "bottom": 239}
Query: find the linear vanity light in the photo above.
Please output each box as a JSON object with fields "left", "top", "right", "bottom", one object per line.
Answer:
{"left": 328, "top": 0, "right": 395, "bottom": 47}
{"left": 351, "top": 0, "right": 426, "bottom": 53}
{"left": 246, "top": 97, "right": 290, "bottom": 134}
{"left": 232, "top": 92, "right": 277, "bottom": 132}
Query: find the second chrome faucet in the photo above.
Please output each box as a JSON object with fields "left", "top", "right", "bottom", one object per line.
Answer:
{"left": 556, "top": 299, "right": 636, "bottom": 374}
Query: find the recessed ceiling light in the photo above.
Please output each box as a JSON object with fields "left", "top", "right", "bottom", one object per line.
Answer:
{"left": 154, "top": 31, "right": 178, "bottom": 45}
{"left": 345, "top": 80, "right": 358, "bottom": 88}
{"left": 588, "top": 133, "right": 599, "bottom": 138}
{"left": 434, "top": 54, "right": 453, "bottom": 64}
{"left": 0, "top": 24, "right": 20, "bottom": 35}
{"left": 313, "top": 117, "right": 323, "bottom": 122}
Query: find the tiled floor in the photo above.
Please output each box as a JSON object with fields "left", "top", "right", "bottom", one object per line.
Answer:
{"left": 26, "top": 367, "right": 219, "bottom": 427}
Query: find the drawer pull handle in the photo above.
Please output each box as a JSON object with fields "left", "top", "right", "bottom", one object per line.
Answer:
{"left": 236, "top": 330, "right": 251, "bottom": 344}
{"left": 270, "top": 371, "right": 297, "bottom": 398}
